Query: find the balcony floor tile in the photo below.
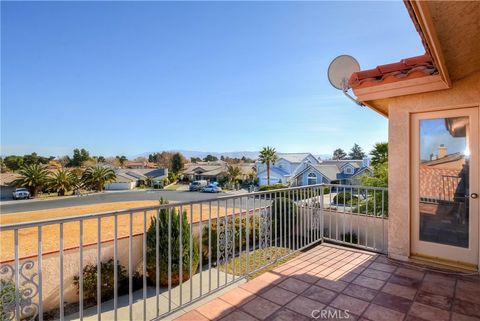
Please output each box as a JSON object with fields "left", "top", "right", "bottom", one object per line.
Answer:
{"left": 173, "top": 244, "right": 480, "bottom": 321}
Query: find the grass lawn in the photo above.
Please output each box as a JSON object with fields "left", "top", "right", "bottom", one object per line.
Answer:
{"left": 220, "top": 246, "right": 298, "bottom": 279}
{"left": 164, "top": 183, "right": 183, "bottom": 191}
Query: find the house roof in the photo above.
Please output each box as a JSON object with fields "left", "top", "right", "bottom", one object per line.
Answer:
{"left": 257, "top": 166, "right": 290, "bottom": 177}
{"left": 349, "top": 54, "right": 437, "bottom": 89}
{"left": 115, "top": 168, "right": 167, "bottom": 180}
{"left": 320, "top": 160, "right": 363, "bottom": 170}
{"left": 112, "top": 173, "right": 138, "bottom": 183}
{"left": 347, "top": 1, "right": 480, "bottom": 115}
{"left": 0, "top": 173, "right": 20, "bottom": 186}
{"left": 276, "top": 153, "right": 313, "bottom": 163}
{"left": 421, "top": 152, "right": 464, "bottom": 166}
{"left": 292, "top": 164, "right": 339, "bottom": 182}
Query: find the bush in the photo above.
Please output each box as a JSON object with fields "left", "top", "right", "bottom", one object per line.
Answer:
{"left": 202, "top": 216, "right": 260, "bottom": 262}
{"left": 356, "top": 191, "right": 388, "bottom": 217}
{"left": 271, "top": 197, "right": 298, "bottom": 237}
{"left": 73, "top": 259, "right": 140, "bottom": 304}
{"left": 258, "top": 184, "right": 288, "bottom": 191}
{"left": 146, "top": 199, "right": 199, "bottom": 286}
{"left": 332, "top": 192, "right": 358, "bottom": 205}
{"left": 167, "top": 172, "right": 177, "bottom": 184}
{"left": 341, "top": 232, "right": 358, "bottom": 244}
{"left": 0, "top": 279, "right": 30, "bottom": 320}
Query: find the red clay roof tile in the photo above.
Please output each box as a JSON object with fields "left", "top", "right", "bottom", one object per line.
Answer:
{"left": 349, "top": 54, "right": 436, "bottom": 89}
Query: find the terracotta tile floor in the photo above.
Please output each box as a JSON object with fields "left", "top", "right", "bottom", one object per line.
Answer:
{"left": 174, "top": 244, "right": 480, "bottom": 321}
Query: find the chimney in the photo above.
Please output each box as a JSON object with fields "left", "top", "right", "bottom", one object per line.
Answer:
{"left": 362, "top": 156, "right": 370, "bottom": 168}
{"left": 438, "top": 144, "right": 447, "bottom": 159}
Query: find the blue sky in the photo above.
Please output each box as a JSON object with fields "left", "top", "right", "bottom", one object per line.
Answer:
{"left": 1, "top": 1, "right": 424, "bottom": 157}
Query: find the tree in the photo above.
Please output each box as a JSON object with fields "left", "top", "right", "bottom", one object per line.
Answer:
{"left": 116, "top": 155, "right": 128, "bottom": 167}
{"left": 105, "top": 157, "right": 121, "bottom": 167}
{"left": 190, "top": 157, "right": 201, "bottom": 163}
{"left": 149, "top": 152, "right": 175, "bottom": 169}
{"left": 258, "top": 146, "right": 278, "bottom": 185}
{"left": 82, "top": 166, "right": 116, "bottom": 191}
{"left": 171, "top": 153, "right": 186, "bottom": 174}
{"left": 348, "top": 143, "right": 366, "bottom": 159}
{"left": 333, "top": 148, "right": 347, "bottom": 160}
{"left": 12, "top": 164, "right": 50, "bottom": 197}
{"left": 58, "top": 155, "right": 72, "bottom": 168}
{"left": 360, "top": 162, "right": 387, "bottom": 187}
{"left": 3, "top": 156, "right": 24, "bottom": 171}
{"left": 203, "top": 155, "right": 218, "bottom": 162}
{"left": 48, "top": 169, "right": 76, "bottom": 196}
{"left": 134, "top": 156, "right": 147, "bottom": 163}
{"left": 226, "top": 165, "right": 242, "bottom": 183}
{"left": 370, "top": 142, "right": 388, "bottom": 166}
{"left": 96, "top": 156, "right": 106, "bottom": 163}
{"left": 70, "top": 148, "right": 91, "bottom": 167}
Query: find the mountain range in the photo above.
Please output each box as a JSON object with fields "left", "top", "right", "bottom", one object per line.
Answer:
{"left": 133, "top": 150, "right": 332, "bottom": 161}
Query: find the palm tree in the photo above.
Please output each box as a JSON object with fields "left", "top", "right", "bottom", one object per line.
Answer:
{"left": 82, "top": 166, "right": 116, "bottom": 191}
{"left": 258, "top": 146, "right": 278, "bottom": 186}
{"left": 48, "top": 169, "right": 76, "bottom": 196}
{"left": 226, "top": 165, "right": 242, "bottom": 184}
{"left": 13, "top": 164, "right": 50, "bottom": 197}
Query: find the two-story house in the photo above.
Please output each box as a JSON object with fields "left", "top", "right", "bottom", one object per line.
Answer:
{"left": 256, "top": 153, "right": 319, "bottom": 186}
{"left": 291, "top": 158, "right": 372, "bottom": 186}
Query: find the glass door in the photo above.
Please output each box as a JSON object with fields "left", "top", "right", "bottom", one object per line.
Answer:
{"left": 411, "top": 108, "right": 479, "bottom": 268}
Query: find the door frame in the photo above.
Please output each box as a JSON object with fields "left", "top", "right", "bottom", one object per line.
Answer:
{"left": 410, "top": 106, "right": 479, "bottom": 269}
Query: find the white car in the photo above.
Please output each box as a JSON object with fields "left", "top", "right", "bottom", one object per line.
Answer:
{"left": 202, "top": 184, "right": 222, "bottom": 193}
{"left": 12, "top": 188, "right": 31, "bottom": 200}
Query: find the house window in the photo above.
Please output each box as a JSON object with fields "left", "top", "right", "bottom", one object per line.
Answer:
{"left": 307, "top": 173, "right": 317, "bottom": 185}
{"left": 344, "top": 166, "right": 353, "bottom": 174}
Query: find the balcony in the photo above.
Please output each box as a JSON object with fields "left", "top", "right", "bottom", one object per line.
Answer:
{"left": 1, "top": 184, "right": 478, "bottom": 321}
{"left": 175, "top": 243, "right": 480, "bottom": 321}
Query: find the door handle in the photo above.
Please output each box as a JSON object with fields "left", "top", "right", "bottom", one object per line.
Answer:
{"left": 472, "top": 193, "right": 478, "bottom": 199}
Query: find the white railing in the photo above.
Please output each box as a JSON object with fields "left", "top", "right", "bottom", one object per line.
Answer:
{"left": 0, "top": 184, "right": 387, "bottom": 321}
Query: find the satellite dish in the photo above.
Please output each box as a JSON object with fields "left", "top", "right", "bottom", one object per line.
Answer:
{"left": 327, "top": 55, "right": 363, "bottom": 106}
{"left": 328, "top": 55, "right": 360, "bottom": 90}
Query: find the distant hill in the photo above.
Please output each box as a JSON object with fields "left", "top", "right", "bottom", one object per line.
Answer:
{"left": 133, "top": 150, "right": 332, "bottom": 161}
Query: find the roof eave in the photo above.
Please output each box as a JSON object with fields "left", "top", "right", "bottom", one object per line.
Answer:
{"left": 352, "top": 0, "right": 452, "bottom": 117}
{"left": 353, "top": 74, "right": 449, "bottom": 103}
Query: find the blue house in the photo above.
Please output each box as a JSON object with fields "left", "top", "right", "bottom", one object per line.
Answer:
{"left": 291, "top": 158, "right": 373, "bottom": 186}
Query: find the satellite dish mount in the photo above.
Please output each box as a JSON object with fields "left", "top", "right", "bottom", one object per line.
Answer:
{"left": 327, "top": 55, "right": 364, "bottom": 107}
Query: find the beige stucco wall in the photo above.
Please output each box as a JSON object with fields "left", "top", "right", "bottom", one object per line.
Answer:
{"left": 381, "top": 71, "right": 480, "bottom": 260}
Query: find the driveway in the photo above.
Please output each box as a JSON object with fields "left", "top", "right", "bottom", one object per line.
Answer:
{"left": 0, "top": 189, "right": 247, "bottom": 214}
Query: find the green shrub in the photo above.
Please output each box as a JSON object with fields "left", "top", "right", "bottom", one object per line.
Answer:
{"left": 0, "top": 279, "right": 29, "bottom": 321}
{"left": 258, "top": 184, "right": 287, "bottom": 191}
{"left": 146, "top": 199, "right": 199, "bottom": 286}
{"left": 271, "top": 197, "right": 298, "bottom": 237}
{"left": 341, "top": 232, "right": 358, "bottom": 244}
{"left": 356, "top": 191, "right": 388, "bottom": 217}
{"left": 73, "top": 259, "right": 140, "bottom": 304}
{"left": 332, "top": 192, "right": 358, "bottom": 205}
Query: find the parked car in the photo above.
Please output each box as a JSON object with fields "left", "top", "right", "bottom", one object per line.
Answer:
{"left": 189, "top": 180, "right": 208, "bottom": 191}
{"left": 202, "top": 184, "right": 222, "bottom": 193}
{"left": 12, "top": 188, "right": 31, "bottom": 200}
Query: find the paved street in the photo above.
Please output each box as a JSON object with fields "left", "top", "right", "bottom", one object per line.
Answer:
{"left": 0, "top": 189, "right": 248, "bottom": 214}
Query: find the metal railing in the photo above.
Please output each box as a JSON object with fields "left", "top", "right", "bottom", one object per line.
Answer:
{"left": 0, "top": 184, "right": 387, "bottom": 321}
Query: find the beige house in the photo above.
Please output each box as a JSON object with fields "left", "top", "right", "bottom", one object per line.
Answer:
{"left": 348, "top": 1, "right": 479, "bottom": 270}
{"left": 183, "top": 161, "right": 256, "bottom": 182}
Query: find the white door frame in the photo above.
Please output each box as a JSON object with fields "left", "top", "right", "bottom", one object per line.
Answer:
{"left": 410, "top": 107, "right": 479, "bottom": 268}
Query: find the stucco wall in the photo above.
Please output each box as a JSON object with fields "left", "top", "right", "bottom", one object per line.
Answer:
{"left": 383, "top": 71, "right": 480, "bottom": 260}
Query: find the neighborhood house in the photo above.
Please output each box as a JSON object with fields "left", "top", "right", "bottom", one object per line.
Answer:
{"left": 256, "top": 152, "right": 372, "bottom": 186}
{"left": 105, "top": 168, "right": 168, "bottom": 190}
{"left": 182, "top": 161, "right": 255, "bottom": 182}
